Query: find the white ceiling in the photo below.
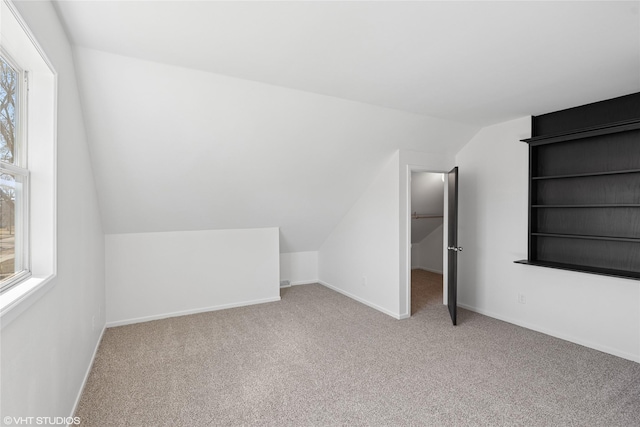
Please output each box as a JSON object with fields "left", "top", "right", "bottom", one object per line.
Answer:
{"left": 54, "top": 1, "right": 640, "bottom": 127}
{"left": 47, "top": 1, "right": 640, "bottom": 252}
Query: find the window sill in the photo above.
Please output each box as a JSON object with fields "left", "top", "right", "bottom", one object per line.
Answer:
{"left": 0, "top": 275, "right": 56, "bottom": 328}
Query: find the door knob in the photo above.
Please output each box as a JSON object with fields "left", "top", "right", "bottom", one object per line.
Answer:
{"left": 447, "top": 246, "right": 463, "bottom": 252}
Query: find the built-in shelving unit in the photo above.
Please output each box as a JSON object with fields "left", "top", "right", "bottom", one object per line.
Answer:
{"left": 516, "top": 92, "right": 640, "bottom": 280}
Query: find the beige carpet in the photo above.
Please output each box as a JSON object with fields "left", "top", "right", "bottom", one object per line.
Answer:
{"left": 75, "top": 273, "right": 640, "bottom": 426}
{"left": 411, "top": 269, "right": 444, "bottom": 315}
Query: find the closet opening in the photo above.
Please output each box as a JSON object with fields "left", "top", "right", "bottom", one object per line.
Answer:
{"left": 409, "top": 171, "right": 446, "bottom": 315}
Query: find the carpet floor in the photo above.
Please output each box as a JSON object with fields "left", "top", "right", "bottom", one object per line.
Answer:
{"left": 75, "top": 271, "right": 640, "bottom": 426}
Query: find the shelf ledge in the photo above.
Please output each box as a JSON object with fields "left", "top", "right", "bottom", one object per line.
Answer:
{"left": 532, "top": 204, "right": 640, "bottom": 208}
{"left": 521, "top": 118, "right": 640, "bottom": 146}
{"left": 532, "top": 169, "right": 640, "bottom": 180}
{"left": 514, "top": 260, "right": 640, "bottom": 280}
{"left": 531, "top": 233, "right": 640, "bottom": 243}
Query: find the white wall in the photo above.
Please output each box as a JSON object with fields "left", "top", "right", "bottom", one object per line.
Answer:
{"left": 412, "top": 225, "right": 444, "bottom": 273}
{"left": 280, "top": 252, "right": 318, "bottom": 286}
{"left": 410, "top": 171, "right": 444, "bottom": 243}
{"left": 72, "top": 47, "right": 478, "bottom": 253}
{"left": 318, "top": 152, "right": 401, "bottom": 318}
{"left": 456, "top": 116, "right": 640, "bottom": 362}
{"left": 411, "top": 244, "right": 420, "bottom": 269}
{"left": 1, "top": 0, "right": 105, "bottom": 420}
{"left": 318, "top": 149, "right": 454, "bottom": 319}
{"left": 105, "top": 228, "right": 280, "bottom": 326}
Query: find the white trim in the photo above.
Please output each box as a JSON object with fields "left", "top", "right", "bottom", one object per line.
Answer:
{"left": 442, "top": 171, "right": 449, "bottom": 306}
{"left": 290, "top": 280, "right": 316, "bottom": 286}
{"left": 0, "top": 0, "right": 58, "bottom": 325}
{"left": 69, "top": 326, "right": 105, "bottom": 419}
{"left": 0, "top": 162, "right": 30, "bottom": 176}
{"left": 281, "top": 280, "right": 316, "bottom": 288}
{"left": 412, "top": 266, "right": 443, "bottom": 275}
{"left": 405, "top": 166, "right": 449, "bottom": 316}
{"left": 458, "top": 302, "right": 640, "bottom": 363}
{"left": 318, "top": 280, "right": 404, "bottom": 320}
{"left": 3, "top": 0, "right": 57, "bottom": 73}
{"left": 0, "top": 275, "right": 55, "bottom": 328}
{"left": 106, "top": 296, "right": 282, "bottom": 327}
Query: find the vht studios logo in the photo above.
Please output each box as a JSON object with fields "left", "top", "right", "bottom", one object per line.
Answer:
{"left": 3, "top": 416, "right": 81, "bottom": 425}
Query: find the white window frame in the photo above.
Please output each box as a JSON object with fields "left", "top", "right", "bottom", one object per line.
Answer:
{"left": 0, "top": 0, "right": 57, "bottom": 326}
{"left": 0, "top": 49, "right": 31, "bottom": 292}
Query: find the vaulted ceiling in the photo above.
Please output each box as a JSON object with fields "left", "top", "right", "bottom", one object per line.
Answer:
{"left": 55, "top": 1, "right": 639, "bottom": 125}
{"left": 50, "top": 1, "right": 640, "bottom": 252}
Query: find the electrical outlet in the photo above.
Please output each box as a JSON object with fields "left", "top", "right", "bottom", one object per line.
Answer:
{"left": 518, "top": 294, "right": 526, "bottom": 304}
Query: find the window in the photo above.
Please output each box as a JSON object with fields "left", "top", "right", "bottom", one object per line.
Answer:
{"left": 0, "top": 53, "right": 30, "bottom": 291}
{"left": 0, "top": 0, "right": 56, "bottom": 321}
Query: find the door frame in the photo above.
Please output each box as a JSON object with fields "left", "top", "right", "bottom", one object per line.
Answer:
{"left": 405, "top": 166, "right": 450, "bottom": 316}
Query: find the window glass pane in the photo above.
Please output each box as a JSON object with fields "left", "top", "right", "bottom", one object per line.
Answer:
{"left": 1, "top": 56, "right": 17, "bottom": 164}
{"left": 0, "top": 172, "right": 19, "bottom": 282}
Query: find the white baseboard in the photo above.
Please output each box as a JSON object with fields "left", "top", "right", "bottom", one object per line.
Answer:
{"left": 290, "top": 280, "right": 317, "bottom": 286}
{"left": 412, "top": 266, "right": 443, "bottom": 274}
{"left": 318, "top": 280, "right": 402, "bottom": 320}
{"left": 458, "top": 302, "right": 640, "bottom": 363}
{"left": 106, "top": 296, "right": 281, "bottom": 328}
{"left": 281, "top": 280, "right": 317, "bottom": 288}
{"left": 70, "top": 325, "right": 105, "bottom": 418}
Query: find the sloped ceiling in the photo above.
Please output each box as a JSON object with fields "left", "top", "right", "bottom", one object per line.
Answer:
{"left": 55, "top": 1, "right": 639, "bottom": 125}
{"left": 70, "top": 47, "right": 477, "bottom": 252}
{"left": 50, "top": 1, "right": 640, "bottom": 252}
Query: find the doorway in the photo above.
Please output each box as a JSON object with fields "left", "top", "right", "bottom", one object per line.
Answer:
{"left": 409, "top": 171, "right": 446, "bottom": 315}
